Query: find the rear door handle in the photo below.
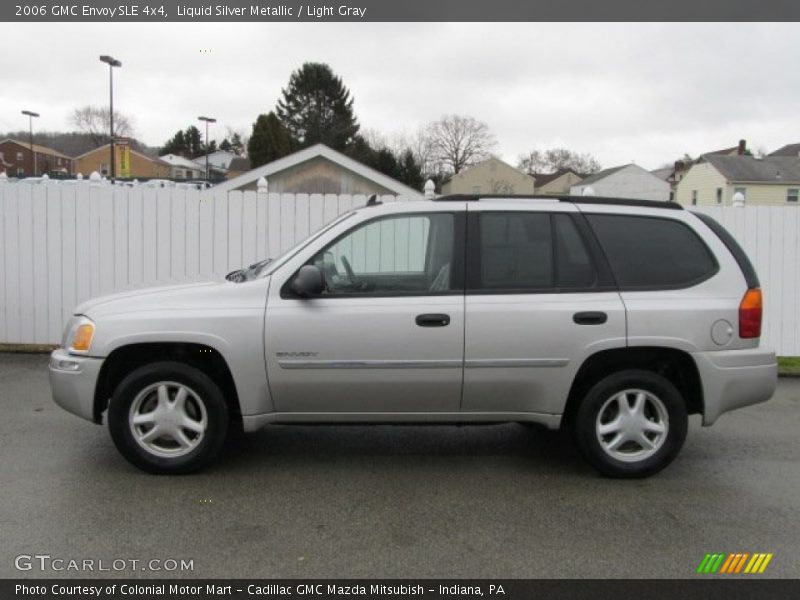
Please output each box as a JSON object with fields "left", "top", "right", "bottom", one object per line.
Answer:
{"left": 416, "top": 313, "right": 450, "bottom": 327}
{"left": 573, "top": 311, "right": 608, "bottom": 325}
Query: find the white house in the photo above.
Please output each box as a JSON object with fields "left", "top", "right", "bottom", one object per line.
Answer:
{"left": 571, "top": 164, "right": 671, "bottom": 201}
{"left": 193, "top": 150, "right": 239, "bottom": 177}
{"left": 158, "top": 153, "right": 205, "bottom": 180}
{"left": 212, "top": 143, "right": 424, "bottom": 197}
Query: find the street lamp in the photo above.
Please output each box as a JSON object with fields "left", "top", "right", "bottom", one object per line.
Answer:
{"left": 198, "top": 116, "right": 216, "bottom": 182}
{"left": 99, "top": 55, "right": 122, "bottom": 180}
{"left": 21, "top": 110, "right": 39, "bottom": 176}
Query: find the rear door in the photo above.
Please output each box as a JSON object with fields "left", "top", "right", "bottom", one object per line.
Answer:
{"left": 462, "top": 201, "right": 626, "bottom": 416}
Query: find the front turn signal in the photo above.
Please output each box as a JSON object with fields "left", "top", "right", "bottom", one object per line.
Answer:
{"left": 71, "top": 322, "right": 95, "bottom": 352}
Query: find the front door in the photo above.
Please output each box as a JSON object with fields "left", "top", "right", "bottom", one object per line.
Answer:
{"left": 265, "top": 209, "right": 466, "bottom": 414}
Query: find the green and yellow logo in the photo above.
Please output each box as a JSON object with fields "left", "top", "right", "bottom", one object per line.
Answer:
{"left": 697, "top": 552, "right": 773, "bottom": 574}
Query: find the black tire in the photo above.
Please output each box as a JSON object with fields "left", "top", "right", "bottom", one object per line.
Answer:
{"left": 572, "top": 369, "right": 688, "bottom": 478}
{"left": 108, "top": 361, "right": 229, "bottom": 474}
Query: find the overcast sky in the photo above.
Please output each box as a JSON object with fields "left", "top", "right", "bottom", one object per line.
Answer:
{"left": 1, "top": 22, "right": 798, "bottom": 170}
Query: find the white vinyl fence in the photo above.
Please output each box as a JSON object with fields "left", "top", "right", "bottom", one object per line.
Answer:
{"left": 0, "top": 180, "right": 798, "bottom": 355}
{"left": 693, "top": 205, "right": 800, "bottom": 357}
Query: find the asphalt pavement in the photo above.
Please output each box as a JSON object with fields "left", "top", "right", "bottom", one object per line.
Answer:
{"left": 1, "top": 353, "right": 798, "bottom": 578}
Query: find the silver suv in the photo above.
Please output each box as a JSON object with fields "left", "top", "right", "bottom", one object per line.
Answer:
{"left": 49, "top": 195, "right": 777, "bottom": 477}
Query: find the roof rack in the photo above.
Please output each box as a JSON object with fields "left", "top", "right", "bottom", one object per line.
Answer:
{"left": 432, "top": 194, "right": 683, "bottom": 211}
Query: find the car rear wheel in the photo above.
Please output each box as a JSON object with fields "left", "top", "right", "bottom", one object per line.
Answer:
{"left": 573, "top": 369, "right": 688, "bottom": 478}
{"left": 108, "top": 361, "right": 228, "bottom": 474}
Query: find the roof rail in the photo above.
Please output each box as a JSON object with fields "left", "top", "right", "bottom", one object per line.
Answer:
{"left": 433, "top": 194, "right": 683, "bottom": 211}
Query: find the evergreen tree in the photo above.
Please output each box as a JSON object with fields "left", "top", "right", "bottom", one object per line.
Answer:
{"left": 184, "top": 125, "right": 204, "bottom": 158}
{"left": 229, "top": 132, "right": 245, "bottom": 156}
{"left": 397, "top": 149, "right": 425, "bottom": 191}
{"left": 247, "top": 112, "right": 295, "bottom": 168}
{"left": 276, "top": 62, "right": 359, "bottom": 151}
{"left": 219, "top": 138, "right": 232, "bottom": 152}
{"left": 161, "top": 130, "right": 187, "bottom": 156}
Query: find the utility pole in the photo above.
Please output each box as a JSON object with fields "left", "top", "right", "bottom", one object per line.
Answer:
{"left": 99, "top": 55, "right": 122, "bottom": 180}
{"left": 21, "top": 110, "right": 39, "bottom": 176}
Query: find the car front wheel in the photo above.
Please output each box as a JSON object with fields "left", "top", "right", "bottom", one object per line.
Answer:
{"left": 108, "top": 361, "right": 229, "bottom": 474}
{"left": 573, "top": 369, "right": 688, "bottom": 478}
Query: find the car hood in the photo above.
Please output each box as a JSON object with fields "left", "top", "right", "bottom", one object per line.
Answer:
{"left": 75, "top": 278, "right": 270, "bottom": 319}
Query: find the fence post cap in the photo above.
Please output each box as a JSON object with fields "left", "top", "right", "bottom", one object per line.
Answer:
{"left": 42, "top": 173, "right": 49, "bottom": 180}
{"left": 76, "top": 172, "right": 83, "bottom": 180}
{"left": 732, "top": 191, "right": 745, "bottom": 207}
{"left": 89, "top": 171, "right": 102, "bottom": 184}
{"left": 256, "top": 176, "right": 268, "bottom": 192}
{"left": 0, "top": 171, "right": 7, "bottom": 182}
{"left": 424, "top": 179, "right": 435, "bottom": 199}
{"left": 581, "top": 186, "right": 595, "bottom": 196}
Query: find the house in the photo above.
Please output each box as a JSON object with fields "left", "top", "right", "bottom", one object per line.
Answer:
{"left": 226, "top": 157, "right": 251, "bottom": 179}
{"left": 212, "top": 143, "right": 423, "bottom": 197}
{"left": 570, "top": 164, "right": 670, "bottom": 201}
{"left": 158, "top": 153, "right": 205, "bottom": 180}
{"left": 74, "top": 144, "right": 171, "bottom": 179}
{"left": 664, "top": 139, "right": 749, "bottom": 199}
{"left": 193, "top": 150, "right": 240, "bottom": 179}
{"left": 675, "top": 154, "right": 800, "bottom": 206}
{"left": 533, "top": 168, "right": 586, "bottom": 195}
{"left": 769, "top": 143, "right": 800, "bottom": 157}
{"left": 0, "top": 139, "right": 73, "bottom": 178}
{"left": 441, "top": 157, "right": 535, "bottom": 195}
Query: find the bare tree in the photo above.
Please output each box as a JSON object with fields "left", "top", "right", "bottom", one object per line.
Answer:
{"left": 518, "top": 147, "right": 601, "bottom": 176}
{"left": 426, "top": 115, "right": 496, "bottom": 174}
{"left": 70, "top": 105, "right": 135, "bottom": 148}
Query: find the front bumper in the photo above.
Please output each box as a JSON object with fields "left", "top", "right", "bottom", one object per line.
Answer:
{"left": 692, "top": 347, "right": 777, "bottom": 426}
{"left": 49, "top": 348, "right": 104, "bottom": 423}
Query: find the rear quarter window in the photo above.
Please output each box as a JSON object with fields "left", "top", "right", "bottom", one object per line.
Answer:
{"left": 586, "top": 214, "right": 718, "bottom": 289}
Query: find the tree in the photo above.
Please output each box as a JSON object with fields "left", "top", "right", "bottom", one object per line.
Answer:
{"left": 70, "top": 105, "right": 135, "bottom": 147}
{"left": 219, "top": 138, "right": 232, "bottom": 152}
{"left": 397, "top": 149, "right": 424, "bottom": 191}
{"left": 425, "top": 114, "right": 496, "bottom": 174}
{"left": 160, "top": 125, "right": 207, "bottom": 158}
{"left": 161, "top": 130, "right": 187, "bottom": 156}
{"left": 248, "top": 112, "right": 294, "bottom": 168}
{"left": 518, "top": 147, "right": 601, "bottom": 176}
{"left": 228, "top": 132, "right": 245, "bottom": 156}
{"left": 184, "top": 125, "right": 204, "bottom": 158}
{"left": 276, "top": 62, "right": 360, "bottom": 151}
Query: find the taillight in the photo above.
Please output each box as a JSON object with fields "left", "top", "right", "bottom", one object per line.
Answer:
{"left": 739, "top": 288, "right": 762, "bottom": 338}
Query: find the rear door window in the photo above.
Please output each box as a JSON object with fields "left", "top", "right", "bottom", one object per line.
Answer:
{"left": 586, "top": 214, "right": 717, "bottom": 289}
{"left": 473, "top": 212, "right": 597, "bottom": 292}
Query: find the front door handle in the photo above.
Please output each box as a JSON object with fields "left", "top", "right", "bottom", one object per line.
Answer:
{"left": 573, "top": 311, "right": 608, "bottom": 325}
{"left": 416, "top": 313, "right": 450, "bottom": 327}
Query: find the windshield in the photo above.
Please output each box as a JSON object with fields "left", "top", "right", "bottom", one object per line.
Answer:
{"left": 234, "top": 211, "right": 356, "bottom": 281}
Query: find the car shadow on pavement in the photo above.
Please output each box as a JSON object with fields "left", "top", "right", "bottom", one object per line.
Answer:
{"left": 216, "top": 422, "right": 590, "bottom": 476}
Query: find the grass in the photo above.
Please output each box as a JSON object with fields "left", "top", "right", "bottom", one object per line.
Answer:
{"left": 778, "top": 356, "right": 800, "bottom": 376}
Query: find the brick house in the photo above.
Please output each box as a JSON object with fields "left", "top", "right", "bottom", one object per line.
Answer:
{"left": 0, "top": 139, "right": 74, "bottom": 178}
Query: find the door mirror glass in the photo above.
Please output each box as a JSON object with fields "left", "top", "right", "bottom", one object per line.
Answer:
{"left": 290, "top": 265, "right": 325, "bottom": 297}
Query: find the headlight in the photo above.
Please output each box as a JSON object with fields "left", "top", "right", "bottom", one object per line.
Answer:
{"left": 64, "top": 316, "right": 95, "bottom": 354}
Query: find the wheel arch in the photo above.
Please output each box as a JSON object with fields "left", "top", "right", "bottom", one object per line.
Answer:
{"left": 563, "top": 346, "right": 703, "bottom": 428}
{"left": 93, "top": 342, "right": 241, "bottom": 424}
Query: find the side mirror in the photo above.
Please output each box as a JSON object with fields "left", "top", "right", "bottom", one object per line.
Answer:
{"left": 290, "top": 265, "right": 325, "bottom": 297}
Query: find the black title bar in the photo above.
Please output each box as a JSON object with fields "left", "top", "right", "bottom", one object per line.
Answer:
{"left": 5, "top": 579, "right": 799, "bottom": 600}
{"left": 4, "top": 0, "right": 800, "bottom": 22}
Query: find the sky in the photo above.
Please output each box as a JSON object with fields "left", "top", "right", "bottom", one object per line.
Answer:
{"left": 1, "top": 22, "right": 798, "bottom": 170}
